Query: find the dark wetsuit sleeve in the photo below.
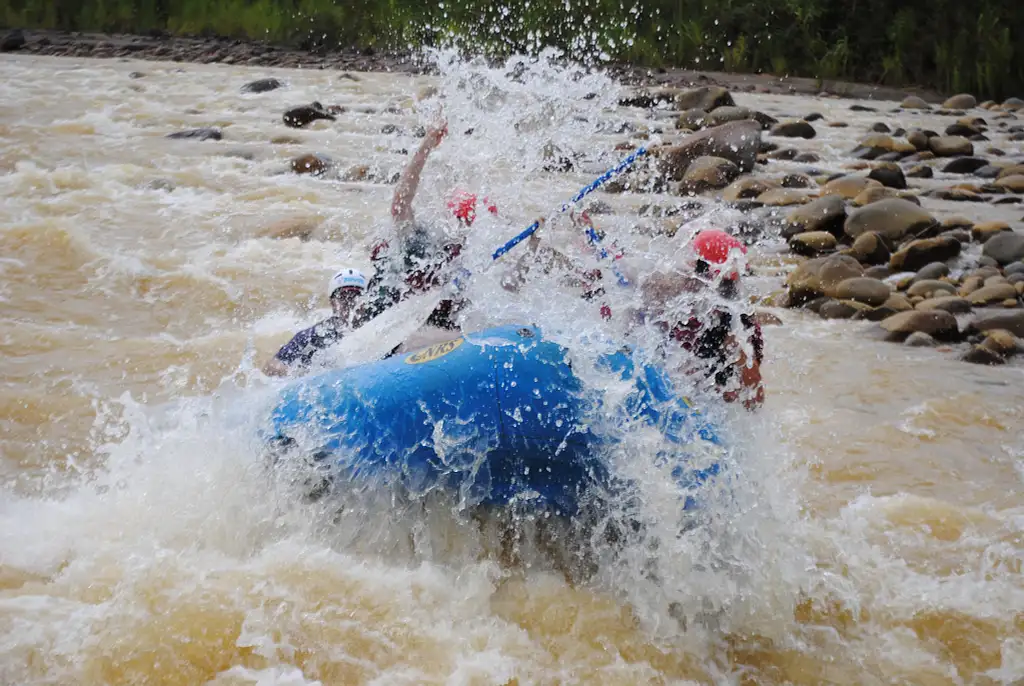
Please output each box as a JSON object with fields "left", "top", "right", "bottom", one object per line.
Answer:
{"left": 273, "top": 320, "right": 342, "bottom": 369}
{"left": 740, "top": 314, "right": 764, "bottom": 363}
{"left": 274, "top": 328, "right": 315, "bottom": 366}
{"left": 671, "top": 310, "right": 761, "bottom": 388}
{"left": 362, "top": 223, "right": 463, "bottom": 329}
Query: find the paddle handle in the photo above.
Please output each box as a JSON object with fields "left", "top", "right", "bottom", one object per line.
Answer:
{"left": 490, "top": 146, "right": 648, "bottom": 261}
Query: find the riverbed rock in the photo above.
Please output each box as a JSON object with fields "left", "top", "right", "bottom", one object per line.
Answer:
{"left": 981, "top": 232, "right": 1024, "bottom": 265}
{"left": 853, "top": 294, "right": 911, "bottom": 321}
{"left": 849, "top": 231, "right": 892, "bottom": 265}
{"left": 783, "top": 195, "right": 847, "bottom": 237}
{"left": 928, "top": 136, "right": 973, "bottom": 157}
{"left": 757, "top": 188, "right": 813, "bottom": 206}
{"left": 901, "top": 95, "right": 931, "bottom": 109}
{"left": 916, "top": 296, "right": 972, "bottom": 314}
{"left": 676, "top": 109, "right": 711, "bottom": 130}
{"left": 906, "top": 164, "right": 934, "bottom": 179}
{"left": 904, "top": 331, "right": 937, "bottom": 347}
{"left": 0, "top": 29, "right": 25, "bottom": 52}
{"left": 852, "top": 186, "right": 900, "bottom": 207}
{"left": 753, "top": 310, "right": 784, "bottom": 327}
{"left": 258, "top": 216, "right": 323, "bottom": 241}
{"left": 674, "top": 86, "right": 734, "bottom": 112}
{"left": 678, "top": 106, "right": 776, "bottom": 131}
{"left": 889, "top": 236, "right": 962, "bottom": 272}
{"left": 941, "top": 229, "right": 972, "bottom": 245}
{"left": 907, "top": 279, "right": 957, "bottom": 298}
{"left": 962, "top": 345, "right": 1005, "bottom": 365}
{"left": 680, "top": 156, "right": 740, "bottom": 192}
{"left": 618, "top": 87, "right": 681, "bottom": 108}
{"left": 765, "top": 148, "right": 797, "bottom": 161}
{"left": 781, "top": 173, "right": 814, "bottom": 189}
{"left": 945, "top": 122, "right": 982, "bottom": 137}
{"left": 853, "top": 305, "right": 897, "bottom": 321}
{"left": 283, "top": 102, "right": 336, "bottom": 128}
{"left": 969, "top": 311, "right": 1024, "bottom": 337}
{"left": 802, "top": 297, "right": 832, "bottom": 314}
{"left": 823, "top": 175, "right": 882, "bottom": 199}
{"left": 979, "top": 329, "right": 1022, "bottom": 356}
{"left": 928, "top": 187, "right": 984, "bottom": 202}
{"left": 943, "top": 93, "right": 978, "bottom": 109}
{"left": 904, "top": 152, "right": 937, "bottom": 164}
{"left": 658, "top": 120, "right": 761, "bottom": 179}
{"left": 942, "top": 157, "right": 989, "bottom": 174}
{"left": 819, "top": 299, "right": 871, "bottom": 319}
{"left": 166, "top": 127, "right": 223, "bottom": 141}
{"left": 290, "top": 153, "right": 331, "bottom": 176}
{"left": 997, "top": 165, "right": 1024, "bottom": 180}
{"left": 850, "top": 134, "right": 915, "bottom": 159}
{"left": 788, "top": 231, "right": 837, "bottom": 256}
{"left": 833, "top": 277, "right": 891, "bottom": 306}
{"left": 241, "top": 78, "right": 284, "bottom": 93}
{"left": 907, "top": 130, "right": 931, "bottom": 150}
{"left": 995, "top": 175, "right": 1024, "bottom": 193}
{"left": 913, "top": 262, "right": 950, "bottom": 282}
{"left": 722, "top": 177, "right": 778, "bottom": 202}
{"left": 880, "top": 310, "right": 960, "bottom": 341}
{"left": 971, "top": 221, "right": 1012, "bottom": 243}
{"left": 974, "top": 164, "right": 1004, "bottom": 178}
{"left": 786, "top": 254, "right": 864, "bottom": 304}
{"left": 867, "top": 165, "right": 907, "bottom": 189}
{"left": 844, "top": 198, "right": 937, "bottom": 241}
{"left": 883, "top": 293, "right": 914, "bottom": 311}
{"left": 771, "top": 120, "right": 816, "bottom": 139}
{"left": 968, "top": 283, "right": 1019, "bottom": 306}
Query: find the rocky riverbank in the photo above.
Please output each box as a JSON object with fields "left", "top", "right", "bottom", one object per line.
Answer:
{"left": 605, "top": 85, "right": 1024, "bottom": 366}
{"left": 0, "top": 28, "right": 422, "bottom": 74}
{"left": 1, "top": 27, "right": 947, "bottom": 102}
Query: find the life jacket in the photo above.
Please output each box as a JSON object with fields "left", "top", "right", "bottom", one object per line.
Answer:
{"left": 666, "top": 309, "right": 763, "bottom": 387}
{"left": 370, "top": 237, "right": 463, "bottom": 292}
{"left": 366, "top": 232, "right": 465, "bottom": 330}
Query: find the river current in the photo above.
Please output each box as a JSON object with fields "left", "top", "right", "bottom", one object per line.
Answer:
{"left": 1, "top": 51, "right": 1022, "bottom": 685}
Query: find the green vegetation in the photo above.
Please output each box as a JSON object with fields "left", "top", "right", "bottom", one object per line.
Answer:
{"left": 2, "top": 0, "right": 1022, "bottom": 99}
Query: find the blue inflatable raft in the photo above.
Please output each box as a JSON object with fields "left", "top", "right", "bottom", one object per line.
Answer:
{"left": 264, "top": 324, "right": 723, "bottom": 516}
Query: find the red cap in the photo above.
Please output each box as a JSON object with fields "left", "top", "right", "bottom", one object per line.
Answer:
{"left": 692, "top": 229, "right": 747, "bottom": 281}
{"left": 447, "top": 189, "right": 498, "bottom": 226}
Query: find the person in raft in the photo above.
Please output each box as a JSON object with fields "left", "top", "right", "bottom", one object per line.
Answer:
{"left": 262, "top": 267, "right": 369, "bottom": 377}
{"left": 501, "top": 208, "right": 623, "bottom": 319}
{"left": 641, "top": 229, "right": 765, "bottom": 410}
{"left": 359, "top": 119, "right": 498, "bottom": 333}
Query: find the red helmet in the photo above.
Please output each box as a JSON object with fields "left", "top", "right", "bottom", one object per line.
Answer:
{"left": 692, "top": 229, "right": 747, "bottom": 281}
{"left": 447, "top": 189, "right": 498, "bottom": 226}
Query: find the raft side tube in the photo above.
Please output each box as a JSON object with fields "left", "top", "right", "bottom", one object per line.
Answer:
{"left": 265, "top": 324, "right": 724, "bottom": 514}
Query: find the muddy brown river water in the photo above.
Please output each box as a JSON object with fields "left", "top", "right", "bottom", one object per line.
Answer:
{"left": 1, "top": 52, "right": 1022, "bottom": 685}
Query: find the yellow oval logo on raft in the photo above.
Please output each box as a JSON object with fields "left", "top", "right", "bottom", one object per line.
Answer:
{"left": 405, "top": 337, "right": 465, "bottom": 365}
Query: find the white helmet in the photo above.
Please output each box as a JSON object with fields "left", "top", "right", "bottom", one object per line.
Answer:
{"left": 327, "top": 267, "right": 368, "bottom": 297}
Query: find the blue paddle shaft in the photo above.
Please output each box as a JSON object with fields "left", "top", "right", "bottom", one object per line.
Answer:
{"left": 491, "top": 146, "right": 647, "bottom": 261}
